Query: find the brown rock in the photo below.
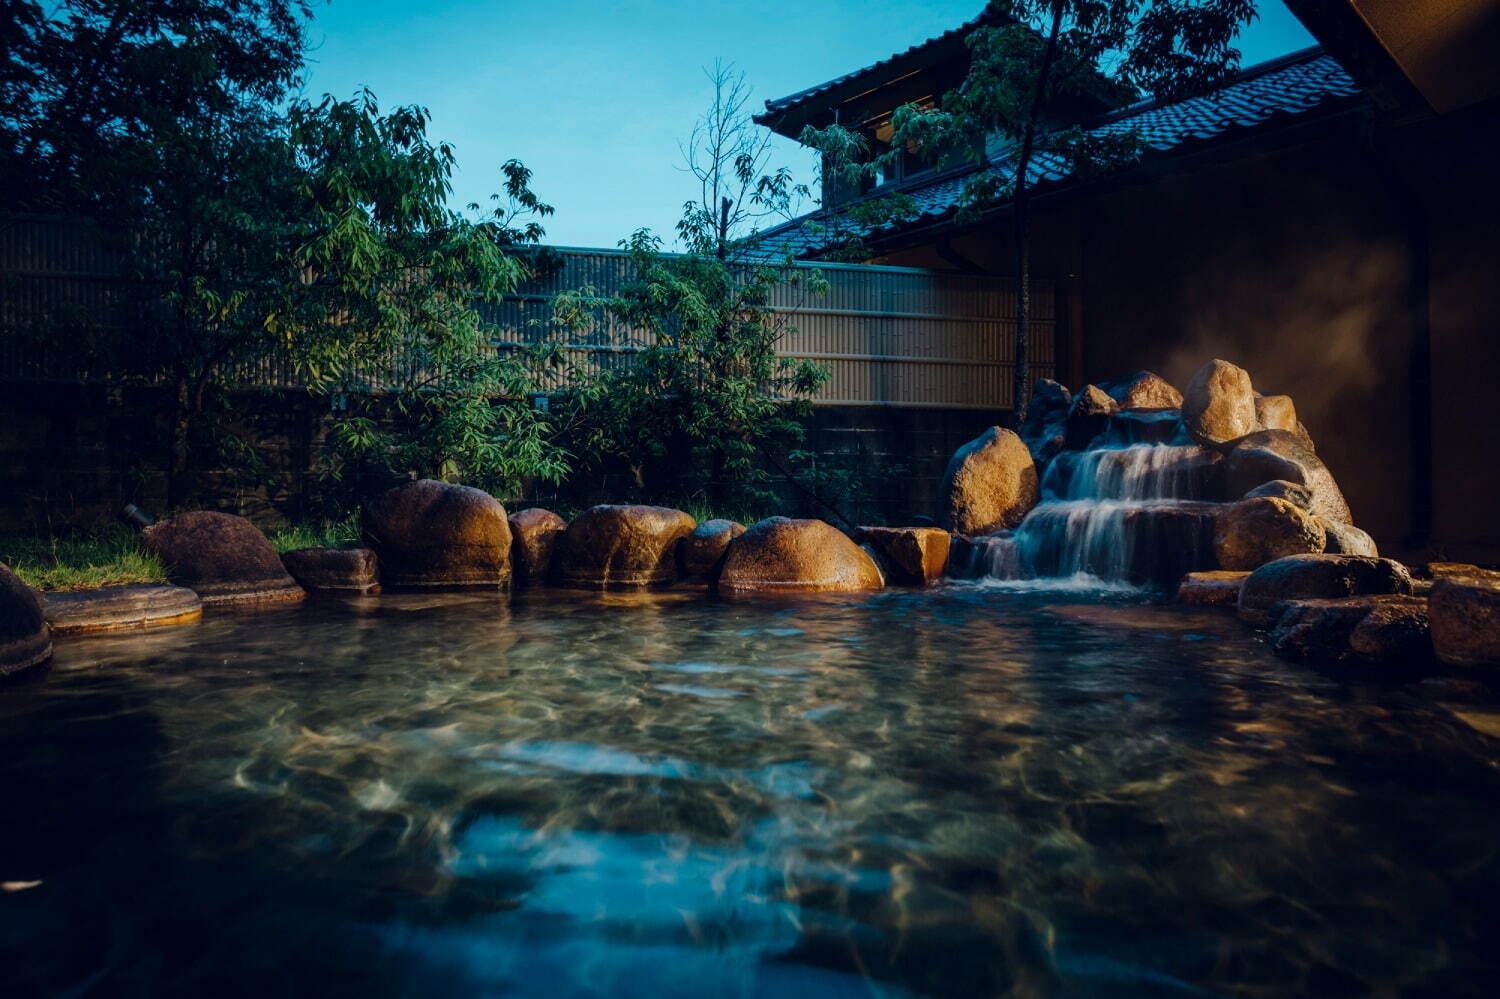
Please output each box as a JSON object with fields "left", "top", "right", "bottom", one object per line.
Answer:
{"left": 1269, "top": 594, "right": 1429, "bottom": 664}
{"left": 939, "top": 427, "right": 1040, "bottom": 536}
{"left": 1242, "top": 479, "right": 1313, "bottom": 510}
{"left": 364, "top": 480, "right": 512, "bottom": 589}
{"left": 1254, "top": 394, "right": 1298, "bottom": 432}
{"left": 1222, "top": 430, "right": 1353, "bottom": 525}
{"left": 552, "top": 505, "right": 696, "bottom": 590}
{"left": 1318, "top": 519, "right": 1378, "bottom": 557}
{"left": 1238, "top": 553, "right": 1415, "bottom": 626}
{"left": 1182, "top": 359, "right": 1257, "bottom": 446}
{"left": 1175, "top": 570, "right": 1249, "bottom": 607}
{"left": 718, "top": 518, "right": 883, "bottom": 598}
{"left": 1, "top": 563, "right": 50, "bottom": 675}
{"left": 855, "top": 526, "right": 952, "bottom": 586}
{"left": 1214, "top": 497, "right": 1326, "bottom": 572}
{"left": 42, "top": 584, "right": 203, "bottom": 635}
{"left": 143, "top": 511, "right": 305, "bottom": 606}
{"left": 1430, "top": 576, "right": 1500, "bottom": 668}
{"left": 1349, "top": 597, "right": 1432, "bottom": 663}
{"left": 508, "top": 508, "right": 568, "bottom": 587}
{"left": 1109, "top": 370, "right": 1183, "bottom": 411}
{"left": 679, "top": 519, "right": 746, "bottom": 582}
{"left": 1428, "top": 562, "right": 1500, "bottom": 584}
{"left": 1064, "top": 384, "right": 1119, "bottom": 450}
{"left": 281, "top": 547, "right": 380, "bottom": 594}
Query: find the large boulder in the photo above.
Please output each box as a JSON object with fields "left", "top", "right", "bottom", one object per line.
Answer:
{"left": 1, "top": 563, "right": 50, "bottom": 676}
{"left": 1238, "top": 553, "right": 1415, "bottom": 626}
{"left": 1430, "top": 576, "right": 1500, "bottom": 668}
{"left": 1269, "top": 595, "right": 1430, "bottom": 665}
{"left": 1318, "top": 519, "right": 1378, "bottom": 557}
{"left": 1175, "top": 570, "right": 1249, "bottom": 607}
{"left": 679, "top": 519, "right": 746, "bottom": 582}
{"left": 1106, "top": 370, "right": 1183, "bottom": 411}
{"left": 1064, "top": 384, "right": 1119, "bottom": 450}
{"left": 1254, "top": 394, "right": 1298, "bottom": 433}
{"left": 1242, "top": 479, "right": 1313, "bottom": 510}
{"left": 143, "top": 511, "right": 306, "bottom": 606}
{"left": 718, "top": 518, "right": 883, "bottom": 598}
{"left": 939, "top": 427, "right": 1039, "bottom": 536}
{"left": 1019, "top": 378, "right": 1072, "bottom": 459}
{"left": 1182, "top": 359, "right": 1257, "bottom": 447}
{"left": 508, "top": 508, "right": 568, "bottom": 587}
{"left": 1213, "top": 497, "right": 1326, "bottom": 572}
{"left": 855, "top": 526, "right": 951, "bottom": 586}
{"left": 552, "top": 505, "right": 696, "bottom": 590}
{"left": 364, "top": 480, "right": 512, "bottom": 589}
{"left": 280, "top": 547, "right": 380, "bottom": 594}
{"left": 1222, "top": 429, "right": 1352, "bottom": 524}
{"left": 42, "top": 584, "right": 203, "bottom": 635}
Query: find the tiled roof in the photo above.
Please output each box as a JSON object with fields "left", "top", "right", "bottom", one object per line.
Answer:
{"left": 751, "top": 48, "right": 1364, "bottom": 259}
{"left": 755, "top": 6, "right": 999, "bottom": 120}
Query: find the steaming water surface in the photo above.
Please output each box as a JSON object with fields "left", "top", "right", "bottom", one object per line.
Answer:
{"left": 3, "top": 587, "right": 1499, "bottom": 997}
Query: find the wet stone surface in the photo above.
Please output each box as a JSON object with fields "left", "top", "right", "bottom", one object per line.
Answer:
{"left": 3, "top": 585, "right": 1500, "bottom": 997}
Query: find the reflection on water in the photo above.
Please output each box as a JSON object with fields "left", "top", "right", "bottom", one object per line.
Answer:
{"left": 3, "top": 586, "right": 1500, "bottom": 997}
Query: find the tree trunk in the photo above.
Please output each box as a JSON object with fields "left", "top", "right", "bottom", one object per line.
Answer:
{"left": 1009, "top": 0, "right": 1065, "bottom": 430}
{"left": 1013, "top": 196, "right": 1032, "bottom": 428}
{"left": 167, "top": 376, "right": 192, "bottom": 511}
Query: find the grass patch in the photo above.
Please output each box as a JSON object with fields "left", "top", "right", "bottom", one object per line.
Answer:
{"left": 0, "top": 527, "right": 168, "bottom": 592}
{"left": 266, "top": 515, "right": 362, "bottom": 553}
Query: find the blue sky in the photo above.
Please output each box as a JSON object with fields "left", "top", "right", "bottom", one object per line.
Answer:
{"left": 300, "top": 1, "right": 1314, "bottom": 248}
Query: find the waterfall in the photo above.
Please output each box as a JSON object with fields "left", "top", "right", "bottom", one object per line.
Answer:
{"left": 979, "top": 443, "right": 1222, "bottom": 589}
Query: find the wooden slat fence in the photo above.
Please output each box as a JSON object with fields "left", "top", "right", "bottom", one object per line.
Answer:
{"left": 0, "top": 216, "right": 1053, "bottom": 410}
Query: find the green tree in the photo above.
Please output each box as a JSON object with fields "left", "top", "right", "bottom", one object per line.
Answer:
{"left": 802, "top": 0, "right": 1255, "bottom": 422}
{"left": 2, "top": 1, "right": 568, "bottom": 508}
{"left": 559, "top": 229, "right": 832, "bottom": 516}
{"left": 271, "top": 95, "right": 571, "bottom": 504}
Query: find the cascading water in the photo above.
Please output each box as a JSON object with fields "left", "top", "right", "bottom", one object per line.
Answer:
{"left": 973, "top": 414, "right": 1224, "bottom": 589}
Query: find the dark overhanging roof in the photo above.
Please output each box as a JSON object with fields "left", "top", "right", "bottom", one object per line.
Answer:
{"left": 753, "top": 4, "right": 1003, "bottom": 136}
{"left": 1281, "top": 0, "right": 1500, "bottom": 120}
{"left": 748, "top": 46, "right": 1367, "bottom": 261}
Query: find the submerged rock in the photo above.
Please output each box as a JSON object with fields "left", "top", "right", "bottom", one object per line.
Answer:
{"left": 1269, "top": 594, "right": 1430, "bottom": 665}
{"left": 1107, "top": 370, "right": 1183, "bottom": 411}
{"left": 143, "top": 511, "right": 305, "bottom": 606}
{"left": 1, "top": 563, "right": 50, "bottom": 675}
{"left": 1183, "top": 359, "right": 1257, "bottom": 446}
{"left": 1214, "top": 497, "right": 1326, "bottom": 572}
{"left": 281, "top": 547, "right": 380, "bottom": 594}
{"left": 718, "top": 517, "right": 883, "bottom": 598}
{"left": 1238, "top": 554, "right": 1414, "bottom": 626}
{"left": 679, "top": 519, "right": 746, "bottom": 582}
{"left": 1222, "top": 429, "right": 1352, "bottom": 525}
{"left": 939, "top": 427, "right": 1039, "bottom": 536}
{"left": 855, "top": 526, "right": 951, "bottom": 586}
{"left": 1176, "top": 570, "right": 1249, "bottom": 607}
{"left": 364, "top": 480, "right": 512, "bottom": 590}
{"left": 1430, "top": 576, "right": 1500, "bottom": 668}
{"left": 552, "top": 505, "right": 696, "bottom": 590}
{"left": 508, "top": 508, "right": 568, "bottom": 587}
{"left": 1254, "top": 394, "right": 1299, "bottom": 433}
{"left": 43, "top": 584, "right": 203, "bottom": 635}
